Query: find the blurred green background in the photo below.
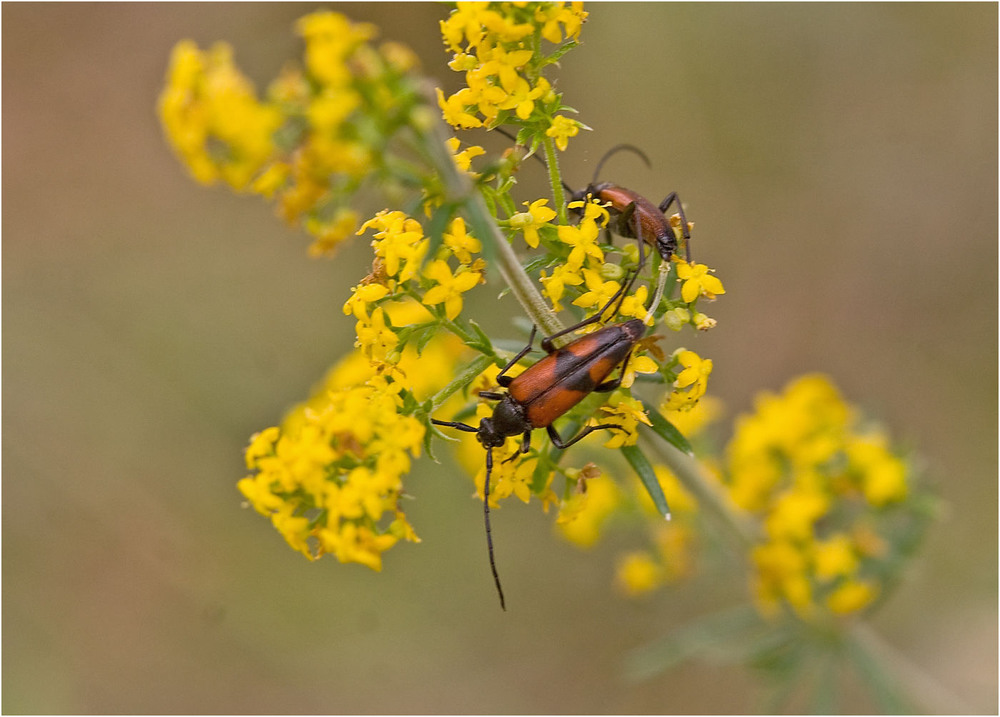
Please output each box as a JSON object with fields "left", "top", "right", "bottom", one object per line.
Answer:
{"left": 4, "top": 3, "right": 996, "bottom": 713}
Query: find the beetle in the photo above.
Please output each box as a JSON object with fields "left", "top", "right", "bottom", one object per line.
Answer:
{"left": 496, "top": 128, "right": 693, "bottom": 268}
{"left": 431, "top": 274, "right": 646, "bottom": 610}
{"left": 575, "top": 143, "right": 693, "bottom": 266}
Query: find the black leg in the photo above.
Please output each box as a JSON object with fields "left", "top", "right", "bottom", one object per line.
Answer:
{"left": 502, "top": 430, "right": 532, "bottom": 463}
{"left": 546, "top": 422, "right": 625, "bottom": 450}
{"left": 615, "top": 200, "right": 637, "bottom": 238}
{"left": 540, "top": 275, "right": 635, "bottom": 353}
{"left": 497, "top": 325, "right": 538, "bottom": 387}
{"left": 591, "top": 350, "right": 633, "bottom": 393}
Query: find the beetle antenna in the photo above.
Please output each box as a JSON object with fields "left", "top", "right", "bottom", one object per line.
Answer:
{"left": 591, "top": 144, "right": 651, "bottom": 186}
{"left": 483, "top": 447, "right": 506, "bottom": 610}
{"left": 492, "top": 126, "right": 575, "bottom": 197}
{"left": 431, "top": 418, "right": 478, "bottom": 433}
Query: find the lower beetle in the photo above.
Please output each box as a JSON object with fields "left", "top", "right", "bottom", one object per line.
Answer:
{"left": 432, "top": 274, "right": 646, "bottom": 610}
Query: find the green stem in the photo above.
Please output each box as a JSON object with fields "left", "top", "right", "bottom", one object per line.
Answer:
{"left": 413, "top": 95, "right": 563, "bottom": 339}
{"left": 542, "top": 136, "right": 568, "bottom": 223}
{"left": 848, "top": 621, "right": 974, "bottom": 714}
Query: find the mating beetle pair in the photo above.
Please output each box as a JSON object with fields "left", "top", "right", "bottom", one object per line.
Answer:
{"left": 433, "top": 139, "right": 694, "bottom": 609}
{"left": 432, "top": 276, "right": 645, "bottom": 610}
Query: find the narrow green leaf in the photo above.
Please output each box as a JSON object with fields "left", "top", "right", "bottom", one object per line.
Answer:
{"left": 466, "top": 319, "right": 495, "bottom": 354}
{"left": 621, "top": 444, "right": 670, "bottom": 518}
{"left": 425, "top": 202, "right": 453, "bottom": 248}
{"left": 640, "top": 398, "right": 694, "bottom": 455}
{"left": 542, "top": 40, "right": 580, "bottom": 65}
{"left": 623, "top": 605, "right": 764, "bottom": 681}
{"left": 429, "top": 353, "right": 495, "bottom": 411}
{"left": 845, "top": 630, "right": 914, "bottom": 714}
{"left": 415, "top": 325, "right": 438, "bottom": 354}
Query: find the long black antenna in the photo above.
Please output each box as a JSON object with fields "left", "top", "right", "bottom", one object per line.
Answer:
{"left": 483, "top": 447, "right": 506, "bottom": 610}
{"left": 591, "top": 143, "right": 651, "bottom": 186}
{"left": 492, "top": 127, "right": 575, "bottom": 197}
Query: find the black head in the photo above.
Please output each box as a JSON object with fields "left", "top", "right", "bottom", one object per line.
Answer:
{"left": 475, "top": 417, "right": 506, "bottom": 449}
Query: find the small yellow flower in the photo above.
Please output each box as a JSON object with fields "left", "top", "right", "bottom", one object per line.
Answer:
{"left": 360, "top": 210, "right": 428, "bottom": 282}
{"left": 571, "top": 269, "right": 620, "bottom": 316}
{"left": 620, "top": 354, "right": 659, "bottom": 389}
{"left": 307, "top": 208, "right": 360, "bottom": 257}
{"left": 355, "top": 306, "right": 399, "bottom": 363}
{"left": 442, "top": 217, "right": 482, "bottom": 264}
{"left": 244, "top": 426, "right": 281, "bottom": 469}
{"left": 422, "top": 260, "right": 481, "bottom": 320}
{"left": 445, "top": 136, "right": 486, "bottom": 173}
{"left": 598, "top": 395, "right": 652, "bottom": 448}
{"left": 436, "top": 87, "right": 483, "bottom": 129}
{"left": 826, "top": 579, "right": 878, "bottom": 615}
{"left": 546, "top": 114, "right": 581, "bottom": 151}
{"left": 558, "top": 219, "right": 604, "bottom": 269}
{"left": 498, "top": 75, "right": 548, "bottom": 120}
{"left": 847, "top": 433, "right": 908, "bottom": 506}
{"left": 677, "top": 261, "right": 725, "bottom": 303}
{"left": 616, "top": 551, "right": 664, "bottom": 596}
{"left": 764, "top": 485, "right": 830, "bottom": 541}
{"left": 812, "top": 534, "right": 859, "bottom": 581}
{"left": 158, "top": 40, "right": 283, "bottom": 190}
{"left": 297, "top": 11, "right": 375, "bottom": 87}
{"left": 556, "top": 473, "right": 621, "bottom": 548}
{"left": 237, "top": 474, "right": 285, "bottom": 516}
{"left": 539, "top": 263, "right": 584, "bottom": 312}
{"left": 616, "top": 284, "right": 651, "bottom": 324}
{"left": 510, "top": 198, "right": 557, "bottom": 248}
{"left": 342, "top": 282, "right": 389, "bottom": 320}
{"left": 250, "top": 161, "right": 290, "bottom": 198}
{"left": 674, "top": 350, "right": 712, "bottom": 393}
{"left": 271, "top": 505, "right": 314, "bottom": 560}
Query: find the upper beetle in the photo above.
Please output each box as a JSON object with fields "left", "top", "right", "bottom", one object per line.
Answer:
{"left": 573, "top": 143, "right": 692, "bottom": 266}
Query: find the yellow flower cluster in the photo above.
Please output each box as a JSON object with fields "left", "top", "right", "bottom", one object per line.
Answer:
{"left": 437, "top": 1, "right": 587, "bottom": 148}
{"left": 159, "top": 10, "right": 425, "bottom": 256}
{"left": 546, "top": 402, "right": 717, "bottom": 594}
{"left": 726, "top": 374, "right": 914, "bottom": 620}
{"left": 353, "top": 210, "right": 484, "bottom": 325}
{"left": 239, "top": 302, "right": 466, "bottom": 570}
{"left": 159, "top": 41, "right": 283, "bottom": 190}
{"left": 572, "top": 401, "right": 721, "bottom": 597}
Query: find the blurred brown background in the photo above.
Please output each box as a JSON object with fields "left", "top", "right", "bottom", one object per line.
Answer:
{"left": 3, "top": 3, "right": 996, "bottom": 713}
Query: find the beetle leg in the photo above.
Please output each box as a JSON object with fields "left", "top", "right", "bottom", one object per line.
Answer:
{"left": 591, "top": 350, "right": 633, "bottom": 394}
{"left": 546, "top": 422, "right": 625, "bottom": 450}
{"left": 502, "top": 430, "right": 532, "bottom": 463}
{"left": 478, "top": 391, "right": 506, "bottom": 401}
{"left": 658, "top": 192, "right": 692, "bottom": 262}
{"left": 497, "top": 325, "right": 538, "bottom": 387}
{"left": 616, "top": 199, "right": 637, "bottom": 238}
{"left": 540, "top": 277, "right": 634, "bottom": 353}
